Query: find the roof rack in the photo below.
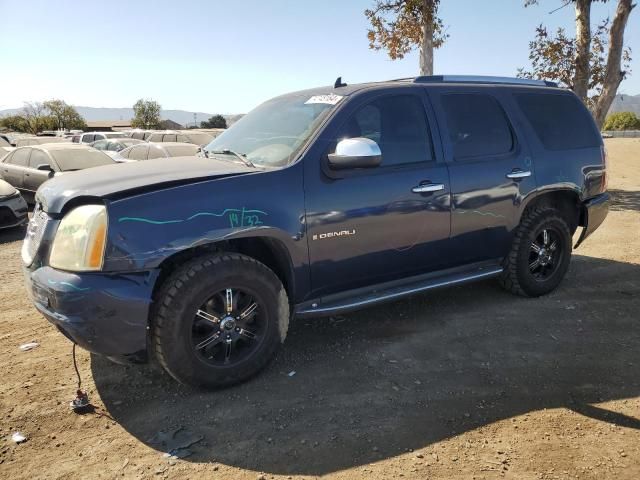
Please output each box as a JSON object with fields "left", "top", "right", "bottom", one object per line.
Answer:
{"left": 409, "top": 75, "right": 558, "bottom": 87}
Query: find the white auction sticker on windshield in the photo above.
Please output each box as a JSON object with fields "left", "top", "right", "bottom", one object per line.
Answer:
{"left": 305, "top": 94, "right": 344, "bottom": 105}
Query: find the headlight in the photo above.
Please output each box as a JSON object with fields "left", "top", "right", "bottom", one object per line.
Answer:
{"left": 49, "top": 205, "right": 108, "bottom": 271}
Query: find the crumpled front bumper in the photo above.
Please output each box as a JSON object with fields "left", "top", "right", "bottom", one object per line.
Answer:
{"left": 24, "top": 266, "right": 159, "bottom": 358}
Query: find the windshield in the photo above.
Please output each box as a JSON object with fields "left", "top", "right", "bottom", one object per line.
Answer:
{"left": 203, "top": 94, "right": 339, "bottom": 167}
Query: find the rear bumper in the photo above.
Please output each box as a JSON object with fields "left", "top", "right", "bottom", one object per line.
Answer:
{"left": 24, "top": 265, "right": 159, "bottom": 357}
{"left": 0, "top": 194, "right": 28, "bottom": 229}
{"left": 574, "top": 192, "right": 610, "bottom": 248}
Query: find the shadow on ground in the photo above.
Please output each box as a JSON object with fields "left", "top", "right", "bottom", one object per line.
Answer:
{"left": 92, "top": 254, "right": 640, "bottom": 476}
{"left": 609, "top": 188, "right": 640, "bottom": 212}
{"left": 0, "top": 224, "right": 26, "bottom": 245}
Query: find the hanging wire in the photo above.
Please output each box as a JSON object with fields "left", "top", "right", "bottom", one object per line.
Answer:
{"left": 72, "top": 343, "right": 82, "bottom": 389}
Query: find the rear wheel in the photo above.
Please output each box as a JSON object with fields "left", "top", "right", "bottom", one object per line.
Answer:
{"left": 152, "top": 253, "right": 289, "bottom": 388}
{"left": 500, "top": 207, "right": 572, "bottom": 297}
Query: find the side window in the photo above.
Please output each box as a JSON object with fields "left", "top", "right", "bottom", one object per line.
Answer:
{"left": 8, "top": 149, "right": 31, "bottom": 166}
{"left": 163, "top": 134, "right": 177, "bottom": 142}
{"left": 441, "top": 93, "right": 514, "bottom": 160}
{"left": 515, "top": 93, "right": 600, "bottom": 150}
{"left": 92, "top": 140, "right": 108, "bottom": 150}
{"left": 336, "top": 95, "right": 433, "bottom": 166}
{"left": 129, "top": 145, "right": 149, "bottom": 161}
{"left": 81, "top": 134, "right": 94, "bottom": 143}
{"left": 176, "top": 134, "right": 188, "bottom": 142}
{"left": 94, "top": 134, "right": 105, "bottom": 141}
{"left": 28, "top": 150, "right": 51, "bottom": 168}
{"left": 147, "top": 147, "right": 164, "bottom": 160}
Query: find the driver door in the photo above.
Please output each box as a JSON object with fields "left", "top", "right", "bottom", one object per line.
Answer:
{"left": 304, "top": 89, "right": 452, "bottom": 298}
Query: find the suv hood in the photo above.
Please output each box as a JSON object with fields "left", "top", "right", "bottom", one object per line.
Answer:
{"left": 37, "top": 156, "right": 255, "bottom": 214}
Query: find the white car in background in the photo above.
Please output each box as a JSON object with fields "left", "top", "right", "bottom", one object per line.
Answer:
{"left": 114, "top": 142, "right": 200, "bottom": 162}
{"left": 75, "top": 131, "right": 128, "bottom": 144}
{"left": 90, "top": 138, "right": 145, "bottom": 159}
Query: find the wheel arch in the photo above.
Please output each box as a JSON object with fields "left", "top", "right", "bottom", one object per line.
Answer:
{"left": 520, "top": 188, "right": 583, "bottom": 234}
{"left": 150, "top": 235, "right": 296, "bottom": 309}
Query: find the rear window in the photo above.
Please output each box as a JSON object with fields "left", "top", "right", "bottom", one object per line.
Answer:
{"left": 515, "top": 93, "right": 601, "bottom": 150}
{"left": 165, "top": 144, "right": 198, "bottom": 157}
{"left": 50, "top": 149, "right": 115, "bottom": 170}
{"left": 441, "top": 93, "right": 514, "bottom": 160}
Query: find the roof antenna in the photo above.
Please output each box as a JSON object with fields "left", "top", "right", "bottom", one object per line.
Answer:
{"left": 334, "top": 76, "right": 347, "bottom": 88}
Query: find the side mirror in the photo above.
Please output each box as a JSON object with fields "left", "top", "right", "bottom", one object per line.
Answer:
{"left": 37, "top": 164, "right": 55, "bottom": 178}
{"left": 327, "top": 137, "right": 382, "bottom": 170}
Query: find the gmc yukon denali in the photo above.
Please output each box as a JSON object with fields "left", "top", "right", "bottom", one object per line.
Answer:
{"left": 22, "top": 76, "right": 609, "bottom": 388}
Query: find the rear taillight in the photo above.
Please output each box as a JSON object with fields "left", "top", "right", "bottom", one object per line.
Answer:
{"left": 601, "top": 145, "right": 608, "bottom": 191}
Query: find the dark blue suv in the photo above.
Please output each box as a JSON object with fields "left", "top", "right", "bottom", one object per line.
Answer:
{"left": 23, "top": 76, "right": 609, "bottom": 388}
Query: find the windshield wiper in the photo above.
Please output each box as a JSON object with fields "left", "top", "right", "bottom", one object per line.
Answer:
{"left": 208, "top": 149, "right": 256, "bottom": 168}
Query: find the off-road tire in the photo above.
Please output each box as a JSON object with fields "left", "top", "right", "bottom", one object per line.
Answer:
{"left": 151, "top": 253, "right": 289, "bottom": 388}
{"left": 499, "top": 207, "right": 572, "bottom": 297}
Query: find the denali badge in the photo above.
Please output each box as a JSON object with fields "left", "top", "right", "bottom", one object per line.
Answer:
{"left": 312, "top": 229, "right": 356, "bottom": 241}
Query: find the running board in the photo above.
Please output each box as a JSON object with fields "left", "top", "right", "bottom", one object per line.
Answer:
{"left": 295, "top": 263, "right": 503, "bottom": 318}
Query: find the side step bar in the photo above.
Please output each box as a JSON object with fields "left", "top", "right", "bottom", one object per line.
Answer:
{"left": 295, "top": 263, "right": 503, "bottom": 318}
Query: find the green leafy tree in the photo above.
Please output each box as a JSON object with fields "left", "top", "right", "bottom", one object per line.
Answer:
{"left": 521, "top": 0, "right": 635, "bottom": 129}
{"left": 200, "top": 114, "right": 227, "bottom": 129}
{"left": 365, "top": 0, "right": 447, "bottom": 75}
{"left": 603, "top": 111, "right": 640, "bottom": 130}
{"left": 21, "top": 102, "right": 56, "bottom": 134}
{"left": 131, "top": 99, "right": 162, "bottom": 129}
{"left": 43, "top": 99, "right": 87, "bottom": 130}
{"left": 0, "top": 114, "right": 29, "bottom": 132}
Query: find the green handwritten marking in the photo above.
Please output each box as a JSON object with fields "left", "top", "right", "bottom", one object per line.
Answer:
{"left": 118, "top": 208, "right": 268, "bottom": 228}
{"left": 47, "top": 279, "right": 90, "bottom": 292}
{"left": 457, "top": 209, "right": 505, "bottom": 219}
{"left": 118, "top": 217, "right": 183, "bottom": 225}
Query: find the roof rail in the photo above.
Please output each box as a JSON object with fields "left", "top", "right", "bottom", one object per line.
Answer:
{"left": 411, "top": 75, "right": 558, "bottom": 87}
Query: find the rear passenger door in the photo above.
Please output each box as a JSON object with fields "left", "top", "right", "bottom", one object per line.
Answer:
{"left": 429, "top": 87, "right": 536, "bottom": 265}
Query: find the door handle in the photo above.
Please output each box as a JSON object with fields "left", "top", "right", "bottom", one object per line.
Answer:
{"left": 506, "top": 170, "right": 531, "bottom": 180}
{"left": 412, "top": 183, "right": 445, "bottom": 193}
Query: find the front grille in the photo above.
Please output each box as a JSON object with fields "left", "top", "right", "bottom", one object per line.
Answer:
{"left": 22, "top": 204, "right": 50, "bottom": 266}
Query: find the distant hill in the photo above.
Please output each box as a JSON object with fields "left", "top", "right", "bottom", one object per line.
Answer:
{"left": 0, "top": 106, "right": 243, "bottom": 127}
{"left": 609, "top": 94, "right": 640, "bottom": 116}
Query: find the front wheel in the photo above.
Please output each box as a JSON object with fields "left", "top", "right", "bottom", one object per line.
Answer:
{"left": 500, "top": 207, "right": 572, "bottom": 297}
{"left": 152, "top": 253, "right": 289, "bottom": 388}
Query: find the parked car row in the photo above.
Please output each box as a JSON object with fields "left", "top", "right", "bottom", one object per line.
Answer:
{"left": 0, "top": 144, "right": 115, "bottom": 203}
{"left": 127, "top": 129, "right": 218, "bottom": 146}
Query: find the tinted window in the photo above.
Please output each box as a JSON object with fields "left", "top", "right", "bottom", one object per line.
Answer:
{"left": 28, "top": 150, "right": 51, "bottom": 168}
{"left": 441, "top": 93, "right": 513, "bottom": 159}
{"left": 8, "top": 149, "right": 30, "bottom": 166}
{"left": 337, "top": 95, "right": 433, "bottom": 166}
{"left": 81, "top": 134, "right": 94, "bottom": 143}
{"left": 162, "top": 134, "right": 177, "bottom": 142}
{"left": 131, "top": 132, "right": 144, "bottom": 140}
{"left": 515, "top": 93, "right": 600, "bottom": 150}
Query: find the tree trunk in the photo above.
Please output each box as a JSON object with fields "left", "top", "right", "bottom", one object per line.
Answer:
{"left": 419, "top": 0, "right": 435, "bottom": 76}
{"left": 593, "top": 0, "right": 635, "bottom": 129}
{"left": 573, "top": 0, "right": 592, "bottom": 102}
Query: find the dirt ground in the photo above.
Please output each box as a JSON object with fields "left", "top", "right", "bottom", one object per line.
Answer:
{"left": 0, "top": 138, "right": 639, "bottom": 480}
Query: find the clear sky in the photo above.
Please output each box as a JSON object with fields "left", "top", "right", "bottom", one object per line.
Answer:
{"left": 0, "top": 0, "right": 637, "bottom": 113}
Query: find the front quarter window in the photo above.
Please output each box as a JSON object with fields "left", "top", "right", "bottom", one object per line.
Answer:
{"left": 204, "top": 94, "right": 340, "bottom": 167}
